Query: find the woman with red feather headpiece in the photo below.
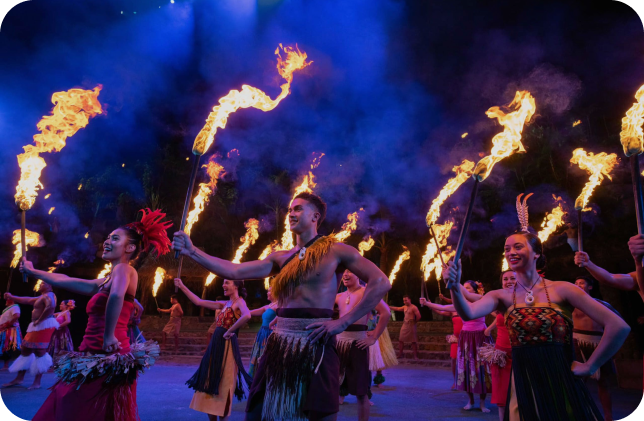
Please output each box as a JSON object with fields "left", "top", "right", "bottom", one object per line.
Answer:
{"left": 20, "top": 209, "right": 172, "bottom": 421}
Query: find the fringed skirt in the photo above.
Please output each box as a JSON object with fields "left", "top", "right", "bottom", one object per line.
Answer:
{"left": 249, "top": 325, "right": 271, "bottom": 379}
{"left": 456, "top": 329, "right": 492, "bottom": 394}
{"left": 369, "top": 339, "right": 385, "bottom": 371}
{"left": 505, "top": 343, "right": 604, "bottom": 421}
{"left": 128, "top": 323, "right": 145, "bottom": 344}
{"left": 48, "top": 326, "right": 74, "bottom": 357}
{"left": 186, "top": 326, "right": 251, "bottom": 417}
{"left": 481, "top": 344, "right": 511, "bottom": 406}
{"left": 377, "top": 328, "right": 398, "bottom": 369}
{"left": 0, "top": 326, "right": 22, "bottom": 357}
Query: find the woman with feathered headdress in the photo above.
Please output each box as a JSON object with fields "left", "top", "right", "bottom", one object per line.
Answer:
{"left": 20, "top": 209, "right": 171, "bottom": 421}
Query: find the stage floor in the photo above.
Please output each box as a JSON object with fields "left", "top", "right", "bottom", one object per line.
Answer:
{"left": 0, "top": 361, "right": 641, "bottom": 420}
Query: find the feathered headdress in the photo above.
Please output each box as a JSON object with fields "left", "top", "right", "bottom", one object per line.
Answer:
{"left": 124, "top": 209, "right": 173, "bottom": 257}
{"left": 66, "top": 300, "right": 76, "bottom": 309}
{"left": 515, "top": 193, "right": 533, "bottom": 232}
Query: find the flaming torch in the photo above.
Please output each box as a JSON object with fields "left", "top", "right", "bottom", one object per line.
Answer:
{"left": 453, "top": 91, "right": 536, "bottom": 263}
{"left": 358, "top": 236, "right": 375, "bottom": 256}
{"left": 620, "top": 84, "right": 644, "bottom": 250}
{"left": 334, "top": 210, "right": 361, "bottom": 242}
{"left": 176, "top": 45, "right": 311, "bottom": 267}
{"left": 14, "top": 87, "right": 102, "bottom": 282}
{"left": 152, "top": 267, "right": 166, "bottom": 309}
{"left": 389, "top": 247, "right": 410, "bottom": 285}
{"left": 259, "top": 240, "right": 279, "bottom": 290}
{"left": 34, "top": 259, "right": 64, "bottom": 292}
{"left": 8, "top": 229, "right": 43, "bottom": 292}
{"left": 96, "top": 263, "right": 111, "bottom": 279}
{"left": 570, "top": 148, "right": 618, "bottom": 252}
{"left": 421, "top": 221, "right": 453, "bottom": 296}
{"left": 426, "top": 160, "right": 475, "bottom": 227}
{"left": 232, "top": 219, "right": 260, "bottom": 263}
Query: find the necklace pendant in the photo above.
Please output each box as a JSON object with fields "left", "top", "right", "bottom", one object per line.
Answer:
{"left": 525, "top": 290, "right": 535, "bottom": 306}
{"left": 298, "top": 247, "right": 306, "bottom": 261}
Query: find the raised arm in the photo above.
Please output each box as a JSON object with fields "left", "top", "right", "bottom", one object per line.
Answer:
{"left": 173, "top": 278, "right": 225, "bottom": 311}
{"left": 157, "top": 308, "right": 171, "bottom": 313}
{"left": 388, "top": 305, "right": 404, "bottom": 312}
{"left": 419, "top": 297, "right": 455, "bottom": 313}
{"left": 559, "top": 282, "right": 631, "bottom": 376}
{"left": 307, "top": 244, "right": 391, "bottom": 342}
{"left": 249, "top": 304, "right": 269, "bottom": 317}
{"left": 446, "top": 260, "right": 501, "bottom": 321}
{"left": 173, "top": 231, "right": 277, "bottom": 280}
{"left": 20, "top": 258, "right": 103, "bottom": 296}
{"left": 223, "top": 299, "right": 251, "bottom": 339}
{"left": 3, "top": 293, "right": 38, "bottom": 306}
{"left": 575, "top": 251, "right": 638, "bottom": 291}
{"left": 628, "top": 234, "right": 644, "bottom": 295}
{"left": 103, "top": 263, "right": 134, "bottom": 353}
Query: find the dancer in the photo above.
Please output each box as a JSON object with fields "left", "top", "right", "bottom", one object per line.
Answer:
{"left": 21, "top": 208, "right": 170, "bottom": 421}
{"left": 207, "top": 295, "right": 225, "bottom": 347}
{"left": 573, "top": 276, "right": 616, "bottom": 421}
{"left": 172, "top": 192, "right": 391, "bottom": 421}
{"left": 128, "top": 298, "right": 145, "bottom": 344}
{"left": 2, "top": 284, "right": 58, "bottom": 390}
{"left": 368, "top": 304, "right": 398, "bottom": 388}
{"left": 480, "top": 271, "right": 516, "bottom": 421}
{"left": 445, "top": 228, "right": 630, "bottom": 421}
{"left": 0, "top": 297, "right": 22, "bottom": 370}
{"left": 158, "top": 295, "right": 183, "bottom": 352}
{"left": 48, "top": 299, "right": 74, "bottom": 359}
{"left": 421, "top": 280, "right": 492, "bottom": 413}
{"left": 422, "top": 297, "right": 461, "bottom": 390}
{"left": 248, "top": 286, "right": 277, "bottom": 378}
{"left": 335, "top": 270, "right": 390, "bottom": 421}
{"left": 575, "top": 248, "right": 643, "bottom": 301}
{"left": 389, "top": 295, "right": 421, "bottom": 360}
{"left": 174, "top": 277, "right": 252, "bottom": 420}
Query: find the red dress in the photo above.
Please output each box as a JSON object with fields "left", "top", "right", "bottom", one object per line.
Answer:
{"left": 33, "top": 290, "right": 137, "bottom": 421}
{"left": 450, "top": 315, "right": 463, "bottom": 359}
{"left": 491, "top": 313, "right": 512, "bottom": 406}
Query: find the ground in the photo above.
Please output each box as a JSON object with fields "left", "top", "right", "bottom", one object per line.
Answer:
{"left": 0, "top": 362, "right": 641, "bottom": 420}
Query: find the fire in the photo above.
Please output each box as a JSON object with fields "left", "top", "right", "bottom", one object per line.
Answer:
{"left": 11, "top": 229, "right": 43, "bottom": 268}
{"left": 334, "top": 209, "right": 362, "bottom": 242}
{"left": 192, "top": 44, "right": 311, "bottom": 156}
{"left": 14, "top": 87, "right": 102, "bottom": 211}
{"left": 421, "top": 221, "right": 454, "bottom": 280}
{"left": 78, "top": 183, "right": 82, "bottom": 190}
{"left": 153, "top": 267, "right": 166, "bottom": 297}
{"left": 573, "top": 120, "right": 581, "bottom": 127}
{"left": 429, "top": 246, "right": 455, "bottom": 280}
{"left": 280, "top": 152, "right": 325, "bottom": 250}
{"left": 264, "top": 277, "right": 271, "bottom": 290}
{"left": 259, "top": 240, "right": 279, "bottom": 290}
{"left": 472, "top": 91, "right": 536, "bottom": 182}
{"left": 389, "top": 247, "right": 410, "bottom": 284}
{"left": 44, "top": 194, "right": 51, "bottom": 199}
{"left": 502, "top": 253, "right": 509, "bottom": 272}
{"left": 232, "top": 219, "right": 260, "bottom": 263}
{"left": 570, "top": 148, "right": 619, "bottom": 210}
{"left": 48, "top": 207, "right": 55, "bottom": 215}
{"left": 620, "top": 84, "right": 644, "bottom": 157}
{"left": 538, "top": 203, "right": 566, "bottom": 243}
{"left": 84, "top": 232, "right": 89, "bottom": 239}
{"left": 205, "top": 273, "right": 216, "bottom": 287}
{"left": 96, "top": 263, "right": 111, "bottom": 279}
{"left": 34, "top": 260, "right": 64, "bottom": 292}
{"left": 184, "top": 157, "right": 225, "bottom": 235}
{"left": 426, "top": 160, "right": 475, "bottom": 226}
{"left": 461, "top": 133, "right": 468, "bottom": 138}
{"left": 358, "top": 236, "right": 375, "bottom": 256}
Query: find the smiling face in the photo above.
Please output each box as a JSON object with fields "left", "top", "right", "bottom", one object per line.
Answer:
{"left": 402, "top": 296, "right": 411, "bottom": 306}
{"left": 501, "top": 271, "right": 517, "bottom": 290}
{"left": 575, "top": 277, "right": 592, "bottom": 294}
{"left": 222, "top": 279, "right": 238, "bottom": 297}
{"left": 39, "top": 282, "right": 53, "bottom": 294}
{"left": 342, "top": 270, "right": 359, "bottom": 288}
{"left": 59, "top": 301, "right": 67, "bottom": 311}
{"left": 102, "top": 228, "right": 136, "bottom": 262}
{"left": 288, "top": 198, "right": 319, "bottom": 234}
{"left": 504, "top": 234, "right": 539, "bottom": 272}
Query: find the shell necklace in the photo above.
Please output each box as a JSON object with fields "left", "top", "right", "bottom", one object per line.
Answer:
{"left": 517, "top": 276, "right": 541, "bottom": 306}
{"left": 345, "top": 288, "right": 360, "bottom": 305}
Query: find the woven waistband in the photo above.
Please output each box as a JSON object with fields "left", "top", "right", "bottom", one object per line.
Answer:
{"left": 337, "top": 330, "right": 367, "bottom": 342}
{"left": 274, "top": 317, "right": 331, "bottom": 337}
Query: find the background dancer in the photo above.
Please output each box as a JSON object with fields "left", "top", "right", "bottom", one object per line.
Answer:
{"left": 172, "top": 192, "right": 391, "bottom": 421}
{"left": 2, "top": 284, "right": 58, "bottom": 390}
{"left": 248, "top": 286, "right": 277, "bottom": 378}
{"left": 389, "top": 296, "right": 421, "bottom": 360}
{"left": 128, "top": 298, "right": 145, "bottom": 344}
{"left": 446, "top": 229, "right": 630, "bottom": 421}
{"left": 48, "top": 299, "right": 74, "bottom": 360}
{"left": 21, "top": 208, "right": 170, "bottom": 421}
{"left": 158, "top": 295, "right": 183, "bottom": 353}
{"left": 422, "top": 296, "right": 461, "bottom": 390}
{"left": 0, "top": 297, "right": 22, "bottom": 371}
{"left": 174, "top": 277, "right": 251, "bottom": 421}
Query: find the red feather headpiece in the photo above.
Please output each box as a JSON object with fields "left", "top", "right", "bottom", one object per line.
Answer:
{"left": 124, "top": 209, "right": 173, "bottom": 256}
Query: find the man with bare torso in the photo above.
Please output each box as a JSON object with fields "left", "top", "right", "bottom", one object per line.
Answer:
{"left": 158, "top": 295, "right": 183, "bottom": 352}
{"left": 2, "top": 283, "right": 58, "bottom": 390}
{"left": 389, "top": 296, "right": 421, "bottom": 360}
{"left": 172, "top": 192, "right": 391, "bottom": 421}
{"left": 335, "top": 270, "right": 390, "bottom": 421}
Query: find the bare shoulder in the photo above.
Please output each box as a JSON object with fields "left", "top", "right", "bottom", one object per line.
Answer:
{"left": 331, "top": 242, "right": 360, "bottom": 257}
{"left": 113, "top": 263, "right": 136, "bottom": 276}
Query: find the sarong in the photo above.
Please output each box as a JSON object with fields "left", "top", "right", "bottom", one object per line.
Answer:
{"left": 23, "top": 318, "right": 59, "bottom": 350}
{"left": 0, "top": 326, "right": 22, "bottom": 358}
{"left": 456, "top": 329, "right": 492, "bottom": 394}
{"left": 573, "top": 329, "right": 615, "bottom": 381}
{"left": 48, "top": 326, "right": 74, "bottom": 357}
{"left": 246, "top": 308, "right": 339, "bottom": 421}
{"left": 398, "top": 320, "right": 417, "bottom": 343}
{"left": 337, "top": 325, "right": 371, "bottom": 397}
{"left": 162, "top": 316, "right": 181, "bottom": 336}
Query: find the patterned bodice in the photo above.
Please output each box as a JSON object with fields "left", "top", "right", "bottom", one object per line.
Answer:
{"left": 506, "top": 306, "right": 571, "bottom": 347}
{"left": 216, "top": 304, "right": 239, "bottom": 329}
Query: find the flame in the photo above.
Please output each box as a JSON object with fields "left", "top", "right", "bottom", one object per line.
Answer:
{"left": 537, "top": 203, "right": 566, "bottom": 243}
{"left": 472, "top": 91, "right": 536, "bottom": 181}
{"left": 44, "top": 194, "right": 51, "bottom": 199}
{"left": 185, "top": 157, "right": 226, "bottom": 235}
{"left": 264, "top": 277, "right": 271, "bottom": 290}
{"left": 84, "top": 232, "right": 89, "bottom": 239}
{"left": 96, "top": 263, "right": 111, "bottom": 279}
{"left": 205, "top": 273, "right": 216, "bottom": 287}
{"left": 620, "top": 84, "right": 644, "bottom": 157}
{"left": 429, "top": 246, "right": 455, "bottom": 280}
{"left": 34, "top": 260, "right": 65, "bottom": 292}
{"left": 570, "top": 148, "right": 619, "bottom": 209}
{"left": 461, "top": 133, "right": 468, "bottom": 138}
{"left": 426, "top": 160, "right": 475, "bottom": 226}
{"left": 280, "top": 153, "right": 325, "bottom": 250}
{"left": 14, "top": 87, "right": 102, "bottom": 210}
{"left": 334, "top": 209, "right": 361, "bottom": 243}
{"left": 259, "top": 240, "right": 279, "bottom": 290}
{"left": 232, "top": 219, "right": 260, "bottom": 263}
{"left": 122, "top": 163, "right": 125, "bottom": 168}
{"left": 10, "top": 229, "right": 43, "bottom": 268}
{"left": 389, "top": 247, "right": 410, "bottom": 284}
{"left": 192, "top": 45, "right": 311, "bottom": 156}
{"left": 48, "top": 207, "right": 55, "bottom": 215}
{"left": 153, "top": 267, "right": 165, "bottom": 297}
{"left": 502, "top": 252, "right": 509, "bottom": 272}
{"left": 358, "top": 236, "right": 375, "bottom": 256}
{"left": 421, "top": 221, "right": 454, "bottom": 280}
{"left": 573, "top": 120, "right": 581, "bottom": 127}
{"left": 78, "top": 183, "right": 82, "bottom": 190}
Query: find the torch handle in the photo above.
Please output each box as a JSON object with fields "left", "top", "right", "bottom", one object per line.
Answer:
{"left": 453, "top": 179, "right": 480, "bottom": 264}
{"left": 175, "top": 256, "right": 184, "bottom": 292}
{"left": 577, "top": 209, "right": 583, "bottom": 253}
{"left": 21, "top": 210, "right": 27, "bottom": 283}
{"left": 175, "top": 155, "right": 202, "bottom": 259}
{"left": 630, "top": 155, "right": 644, "bottom": 266}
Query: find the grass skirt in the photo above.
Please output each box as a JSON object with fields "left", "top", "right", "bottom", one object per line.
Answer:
{"left": 0, "top": 326, "right": 21, "bottom": 356}
{"left": 377, "top": 329, "right": 398, "bottom": 369}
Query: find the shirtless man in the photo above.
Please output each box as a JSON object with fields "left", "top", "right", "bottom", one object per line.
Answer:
{"left": 335, "top": 270, "right": 390, "bottom": 421}
{"left": 158, "top": 295, "right": 183, "bottom": 352}
{"left": 389, "top": 296, "right": 421, "bottom": 360}
{"left": 2, "top": 283, "right": 58, "bottom": 390}
{"left": 573, "top": 276, "right": 616, "bottom": 421}
{"left": 172, "top": 192, "right": 391, "bottom": 421}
